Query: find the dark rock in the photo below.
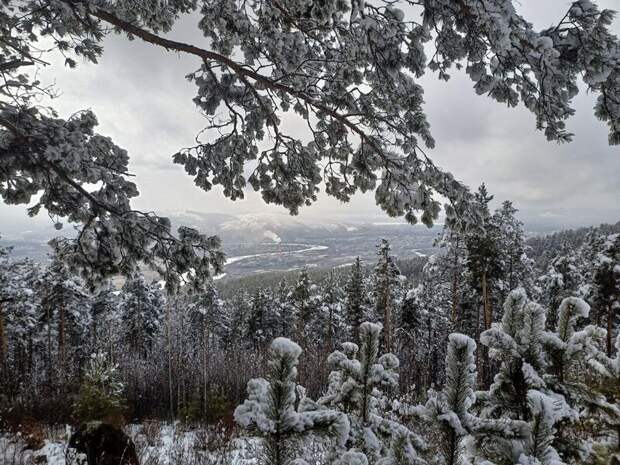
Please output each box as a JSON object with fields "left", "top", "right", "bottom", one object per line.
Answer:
{"left": 67, "top": 422, "right": 139, "bottom": 465}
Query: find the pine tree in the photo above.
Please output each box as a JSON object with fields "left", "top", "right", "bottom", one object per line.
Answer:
{"left": 0, "top": 257, "right": 41, "bottom": 382}
{"left": 590, "top": 333, "right": 620, "bottom": 455}
{"left": 319, "top": 322, "right": 426, "bottom": 464}
{"left": 592, "top": 234, "right": 620, "bottom": 356}
{"left": 247, "top": 288, "right": 270, "bottom": 350}
{"left": 39, "top": 256, "right": 91, "bottom": 377}
{"left": 90, "top": 280, "right": 119, "bottom": 352}
{"left": 319, "top": 269, "right": 345, "bottom": 350}
{"left": 543, "top": 297, "right": 609, "bottom": 462}
{"left": 292, "top": 269, "right": 314, "bottom": 347}
{"left": 235, "top": 337, "right": 349, "bottom": 465}
{"left": 476, "top": 289, "right": 569, "bottom": 465}
{"left": 539, "top": 245, "right": 584, "bottom": 330}
{"left": 188, "top": 281, "right": 226, "bottom": 416}
{"left": 273, "top": 279, "right": 294, "bottom": 338}
{"left": 5, "top": 1, "right": 620, "bottom": 294}
{"left": 425, "top": 333, "right": 477, "bottom": 465}
{"left": 374, "top": 240, "right": 402, "bottom": 352}
{"left": 493, "top": 201, "right": 535, "bottom": 304}
{"left": 74, "top": 352, "right": 126, "bottom": 424}
{"left": 464, "top": 185, "right": 504, "bottom": 386}
{"left": 465, "top": 184, "right": 502, "bottom": 334}
{"left": 120, "top": 274, "right": 164, "bottom": 356}
{"left": 345, "top": 258, "right": 369, "bottom": 344}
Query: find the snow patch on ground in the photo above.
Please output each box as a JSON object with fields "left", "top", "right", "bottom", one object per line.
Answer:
{"left": 1, "top": 424, "right": 262, "bottom": 465}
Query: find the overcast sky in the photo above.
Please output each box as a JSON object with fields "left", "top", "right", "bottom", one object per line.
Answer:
{"left": 2, "top": 0, "right": 619, "bottom": 231}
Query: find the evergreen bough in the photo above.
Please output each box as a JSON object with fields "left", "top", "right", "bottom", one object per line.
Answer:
{"left": 235, "top": 337, "right": 349, "bottom": 465}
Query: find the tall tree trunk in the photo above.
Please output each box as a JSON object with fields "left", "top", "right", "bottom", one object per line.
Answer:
{"left": 0, "top": 301, "right": 6, "bottom": 367}
{"left": 451, "top": 242, "right": 460, "bottom": 325}
{"left": 203, "top": 325, "right": 210, "bottom": 419}
{"left": 451, "top": 271, "right": 459, "bottom": 325}
{"left": 46, "top": 306, "right": 52, "bottom": 388}
{"left": 607, "top": 303, "right": 614, "bottom": 357}
{"left": 297, "top": 302, "right": 306, "bottom": 347}
{"left": 166, "top": 300, "right": 174, "bottom": 420}
{"left": 481, "top": 272, "right": 493, "bottom": 387}
{"left": 383, "top": 287, "right": 392, "bottom": 353}
{"left": 58, "top": 305, "right": 66, "bottom": 367}
{"left": 327, "top": 307, "right": 333, "bottom": 351}
{"left": 482, "top": 272, "right": 492, "bottom": 330}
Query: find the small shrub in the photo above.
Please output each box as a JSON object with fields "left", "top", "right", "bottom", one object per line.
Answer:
{"left": 141, "top": 420, "right": 162, "bottom": 447}
{"left": 73, "top": 352, "right": 126, "bottom": 426}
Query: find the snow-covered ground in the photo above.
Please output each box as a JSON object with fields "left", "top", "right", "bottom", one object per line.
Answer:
{"left": 0, "top": 423, "right": 261, "bottom": 465}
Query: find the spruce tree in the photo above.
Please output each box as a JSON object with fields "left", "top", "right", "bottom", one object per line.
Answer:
{"left": 433, "top": 228, "right": 467, "bottom": 326}
{"left": 398, "top": 287, "right": 427, "bottom": 392}
{"left": 0, "top": 257, "right": 41, "bottom": 383}
{"left": 74, "top": 352, "right": 126, "bottom": 424}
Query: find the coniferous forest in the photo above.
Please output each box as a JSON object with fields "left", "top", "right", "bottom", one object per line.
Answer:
{"left": 2, "top": 197, "right": 619, "bottom": 464}
{"left": 1, "top": 0, "right": 620, "bottom": 464}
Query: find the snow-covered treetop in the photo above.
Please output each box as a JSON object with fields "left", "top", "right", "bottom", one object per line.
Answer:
{"left": 235, "top": 335, "right": 350, "bottom": 462}
{"left": 3, "top": 0, "right": 620, "bottom": 283}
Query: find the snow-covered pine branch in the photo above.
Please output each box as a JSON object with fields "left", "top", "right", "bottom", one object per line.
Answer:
{"left": 235, "top": 337, "right": 349, "bottom": 465}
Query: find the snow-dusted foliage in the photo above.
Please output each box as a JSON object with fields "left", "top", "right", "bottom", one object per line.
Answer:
{"left": 4, "top": 1, "right": 620, "bottom": 288}
{"left": 591, "top": 233, "right": 620, "bottom": 356}
{"left": 475, "top": 289, "right": 561, "bottom": 465}
{"left": 120, "top": 275, "right": 164, "bottom": 356}
{"left": 319, "top": 322, "right": 426, "bottom": 464}
{"left": 74, "top": 351, "right": 126, "bottom": 423}
{"left": 235, "top": 337, "right": 348, "bottom": 465}
{"left": 373, "top": 240, "right": 403, "bottom": 352}
{"left": 473, "top": 289, "right": 617, "bottom": 465}
{"left": 2, "top": 216, "right": 620, "bottom": 463}
{"left": 39, "top": 256, "right": 92, "bottom": 367}
{"left": 345, "top": 258, "right": 371, "bottom": 345}
{"left": 424, "top": 333, "right": 477, "bottom": 465}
